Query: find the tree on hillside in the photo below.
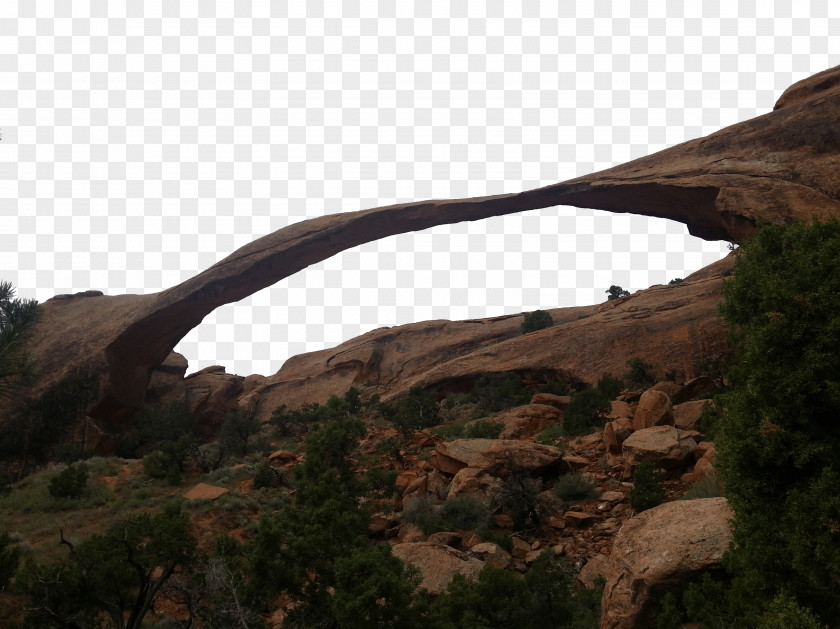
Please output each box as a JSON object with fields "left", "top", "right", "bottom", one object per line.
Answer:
{"left": 0, "top": 281, "right": 39, "bottom": 399}
{"left": 521, "top": 309, "right": 553, "bottom": 334}
{"left": 716, "top": 219, "right": 840, "bottom": 624}
{"left": 605, "top": 285, "right": 630, "bottom": 301}
{"left": 17, "top": 502, "right": 197, "bottom": 629}
{"left": 245, "top": 418, "right": 421, "bottom": 627}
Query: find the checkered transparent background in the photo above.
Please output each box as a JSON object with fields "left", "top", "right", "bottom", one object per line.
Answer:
{"left": 1, "top": 2, "right": 838, "bottom": 376}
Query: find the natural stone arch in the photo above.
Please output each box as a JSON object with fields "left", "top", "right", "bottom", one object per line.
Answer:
{"left": 23, "top": 66, "right": 840, "bottom": 429}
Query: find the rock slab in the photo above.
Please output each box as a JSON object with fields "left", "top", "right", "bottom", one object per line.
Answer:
{"left": 599, "top": 497, "right": 733, "bottom": 629}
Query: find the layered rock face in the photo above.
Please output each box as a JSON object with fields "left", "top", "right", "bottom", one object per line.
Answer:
{"left": 20, "top": 66, "right": 840, "bottom": 440}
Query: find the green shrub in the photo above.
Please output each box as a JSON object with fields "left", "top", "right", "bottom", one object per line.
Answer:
{"left": 252, "top": 462, "right": 284, "bottom": 490}
{"left": 562, "top": 388, "right": 611, "bottom": 435}
{"left": 757, "top": 591, "right": 825, "bottom": 629}
{"left": 143, "top": 450, "right": 182, "bottom": 485}
{"left": 536, "top": 423, "right": 564, "bottom": 445}
{"left": 433, "top": 420, "right": 467, "bottom": 439}
{"left": 52, "top": 443, "right": 94, "bottom": 464}
{"left": 379, "top": 387, "right": 441, "bottom": 436}
{"left": 629, "top": 458, "right": 665, "bottom": 512}
{"left": 697, "top": 399, "right": 723, "bottom": 440}
{"left": 669, "top": 277, "right": 684, "bottom": 285}
{"left": 554, "top": 473, "right": 599, "bottom": 501}
{"left": 438, "top": 495, "right": 491, "bottom": 532}
{"left": 606, "top": 285, "right": 630, "bottom": 300}
{"left": 402, "top": 495, "right": 441, "bottom": 534}
{"left": 493, "top": 473, "right": 554, "bottom": 531}
{"left": 403, "top": 495, "right": 491, "bottom": 535}
{"left": 220, "top": 409, "right": 261, "bottom": 455}
{"left": 521, "top": 309, "right": 554, "bottom": 334}
{"left": 268, "top": 397, "right": 352, "bottom": 436}
{"left": 624, "top": 357, "right": 656, "bottom": 389}
{"left": 463, "top": 419, "right": 504, "bottom": 439}
{"left": 48, "top": 463, "right": 88, "bottom": 499}
{"left": 375, "top": 436, "right": 404, "bottom": 459}
{"left": 428, "top": 551, "right": 602, "bottom": 628}
{"left": 363, "top": 467, "right": 398, "bottom": 498}
{"left": 116, "top": 401, "right": 197, "bottom": 459}
{"left": 716, "top": 219, "right": 840, "bottom": 623}
{"left": 0, "top": 281, "right": 40, "bottom": 400}
{"left": 470, "top": 372, "right": 531, "bottom": 413}
{"left": 435, "top": 419, "right": 505, "bottom": 440}
{"left": 0, "top": 531, "right": 21, "bottom": 589}
{"left": 596, "top": 373, "right": 624, "bottom": 399}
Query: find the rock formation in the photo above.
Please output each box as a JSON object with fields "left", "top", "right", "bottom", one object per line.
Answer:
{"left": 246, "top": 255, "right": 733, "bottom": 420}
{"left": 19, "top": 66, "right": 840, "bottom": 442}
{"left": 391, "top": 542, "right": 484, "bottom": 595}
{"left": 599, "top": 497, "right": 734, "bottom": 629}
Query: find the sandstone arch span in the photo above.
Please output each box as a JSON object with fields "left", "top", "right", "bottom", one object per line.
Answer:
{"left": 24, "top": 66, "right": 840, "bottom": 429}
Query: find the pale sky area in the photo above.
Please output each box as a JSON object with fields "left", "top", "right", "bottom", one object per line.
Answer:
{"left": 2, "top": 2, "right": 837, "bottom": 376}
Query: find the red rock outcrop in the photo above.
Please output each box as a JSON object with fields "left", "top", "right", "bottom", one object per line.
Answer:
{"left": 390, "top": 542, "right": 484, "bottom": 595}
{"left": 599, "top": 497, "right": 734, "bottom": 629}
{"left": 631, "top": 389, "right": 674, "bottom": 431}
{"left": 430, "top": 439, "right": 566, "bottom": 476}
{"left": 375, "top": 255, "right": 734, "bottom": 405}
{"left": 622, "top": 426, "right": 698, "bottom": 471}
{"left": 21, "top": 67, "right": 840, "bottom": 441}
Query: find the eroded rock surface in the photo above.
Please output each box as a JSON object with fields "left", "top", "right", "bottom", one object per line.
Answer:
{"left": 430, "top": 439, "right": 566, "bottom": 476}
{"left": 622, "top": 426, "right": 698, "bottom": 470}
{"left": 390, "top": 542, "right": 484, "bottom": 595}
{"left": 599, "top": 497, "right": 733, "bottom": 629}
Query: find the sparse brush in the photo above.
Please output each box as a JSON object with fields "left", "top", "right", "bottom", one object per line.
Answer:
{"left": 536, "top": 423, "right": 564, "bottom": 445}
{"left": 554, "top": 473, "right": 599, "bottom": 501}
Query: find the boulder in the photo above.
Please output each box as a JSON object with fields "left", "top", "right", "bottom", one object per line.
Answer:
{"left": 622, "top": 426, "right": 697, "bottom": 470}
{"left": 604, "top": 417, "right": 634, "bottom": 454}
{"left": 673, "top": 400, "right": 711, "bottom": 432}
{"left": 469, "top": 542, "right": 512, "bottom": 569}
{"left": 578, "top": 553, "right": 611, "bottom": 589}
{"left": 391, "top": 542, "right": 484, "bottom": 595}
{"left": 651, "top": 382, "right": 684, "bottom": 404}
{"left": 448, "top": 467, "right": 505, "bottom": 502}
{"left": 430, "top": 439, "right": 566, "bottom": 476}
{"left": 145, "top": 351, "right": 189, "bottom": 400}
{"left": 267, "top": 450, "right": 298, "bottom": 465}
{"left": 607, "top": 400, "right": 634, "bottom": 420}
{"left": 426, "top": 532, "right": 462, "bottom": 547}
{"left": 479, "top": 404, "right": 561, "bottom": 439}
{"left": 600, "top": 497, "right": 733, "bottom": 629}
{"left": 530, "top": 393, "right": 572, "bottom": 409}
{"left": 402, "top": 470, "right": 450, "bottom": 502}
{"left": 632, "top": 389, "right": 674, "bottom": 431}
{"left": 683, "top": 442, "right": 718, "bottom": 483}
{"left": 182, "top": 366, "right": 245, "bottom": 431}
{"left": 674, "top": 376, "right": 717, "bottom": 404}
{"left": 565, "top": 511, "right": 599, "bottom": 529}
{"left": 182, "top": 483, "right": 229, "bottom": 501}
